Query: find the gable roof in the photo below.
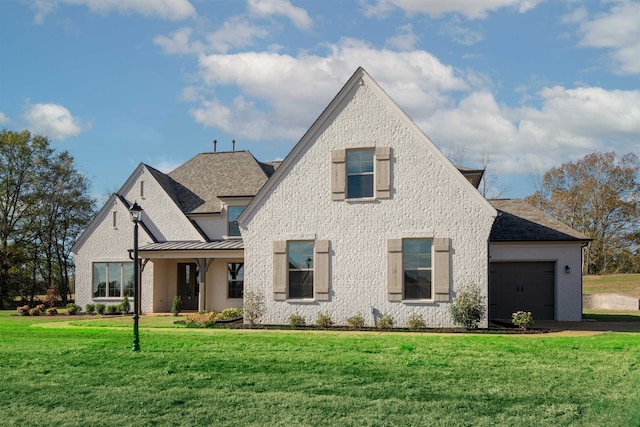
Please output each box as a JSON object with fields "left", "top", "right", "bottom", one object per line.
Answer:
{"left": 167, "top": 151, "right": 274, "bottom": 214}
{"left": 239, "top": 67, "right": 496, "bottom": 224}
{"left": 489, "top": 199, "right": 590, "bottom": 242}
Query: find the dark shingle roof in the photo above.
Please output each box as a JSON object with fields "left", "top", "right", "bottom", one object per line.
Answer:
{"left": 155, "top": 151, "right": 273, "bottom": 214}
{"left": 489, "top": 199, "right": 590, "bottom": 242}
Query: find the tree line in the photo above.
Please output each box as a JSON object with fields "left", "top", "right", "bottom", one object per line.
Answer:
{"left": 0, "top": 130, "right": 94, "bottom": 308}
{"left": 526, "top": 152, "right": 640, "bottom": 275}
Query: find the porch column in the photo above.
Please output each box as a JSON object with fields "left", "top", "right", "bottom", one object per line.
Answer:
{"left": 195, "top": 258, "right": 214, "bottom": 311}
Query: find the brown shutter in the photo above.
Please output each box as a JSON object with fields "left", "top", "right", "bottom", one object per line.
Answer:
{"left": 273, "top": 241, "right": 287, "bottom": 300}
{"left": 387, "top": 239, "right": 403, "bottom": 302}
{"left": 433, "top": 238, "right": 451, "bottom": 302}
{"left": 331, "top": 150, "right": 346, "bottom": 200}
{"left": 314, "top": 240, "right": 330, "bottom": 301}
{"left": 375, "top": 147, "right": 391, "bottom": 199}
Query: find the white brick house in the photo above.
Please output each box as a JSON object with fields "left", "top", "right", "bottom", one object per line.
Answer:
{"left": 72, "top": 67, "right": 588, "bottom": 325}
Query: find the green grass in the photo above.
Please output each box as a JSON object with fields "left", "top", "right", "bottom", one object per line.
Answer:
{"left": 583, "top": 309, "right": 640, "bottom": 322}
{"left": 1, "top": 311, "right": 640, "bottom": 426}
{"left": 583, "top": 273, "right": 640, "bottom": 298}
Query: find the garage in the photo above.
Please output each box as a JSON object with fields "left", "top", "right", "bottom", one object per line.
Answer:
{"left": 489, "top": 261, "right": 555, "bottom": 320}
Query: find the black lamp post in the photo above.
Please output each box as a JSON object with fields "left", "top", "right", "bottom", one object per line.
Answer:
{"left": 129, "top": 202, "right": 143, "bottom": 352}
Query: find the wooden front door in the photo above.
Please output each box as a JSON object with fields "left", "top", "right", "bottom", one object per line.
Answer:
{"left": 178, "top": 263, "right": 199, "bottom": 311}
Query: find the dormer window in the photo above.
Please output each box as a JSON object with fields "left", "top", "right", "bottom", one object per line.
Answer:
{"left": 228, "top": 206, "right": 244, "bottom": 237}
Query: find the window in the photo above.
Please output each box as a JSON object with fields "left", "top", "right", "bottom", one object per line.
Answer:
{"left": 347, "top": 150, "right": 374, "bottom": 198}
{"left": 403, "top": 240, "right": 432, "bottom": 299}
{"left": 331, "top": 147, "right": 390, "bottom": 200}
{"left": 288, "top": 241, "right": 314, "bottom": 298}
{"left": 387, "top": 238, "right": 450, "bottom": 302}
{"left": 273, "top": 240, "right": 329, "bottom": 301}
{"left": 228, "top": 263, "right": 244, "bottom": 299}
{"left": 112, "top": 211, "right": 117, "bottom": 228}
{"left": 140, "top": 180, "right": 145, "bottom": 198}
{"left": 93, "top": 262, "right": 134, "bottom": 298}
{"left": 228, "top": 206, "right": 244, "bottom": 237}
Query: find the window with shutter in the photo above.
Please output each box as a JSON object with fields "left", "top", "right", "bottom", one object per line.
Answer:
{"left": 273, "top": 240, "right": 331, "bottom": 301}
{"left": 331, "top": 147, "right": 391, "bottom": 201}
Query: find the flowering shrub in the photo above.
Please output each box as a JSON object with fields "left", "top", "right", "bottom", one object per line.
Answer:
{"left": 512, "top": 311, "right": 534, "bottom": 330}
{"left": 17, "top": 305, "right": 30, "bottom": 316}
{"left": 288, "top": 313, "right": 306, "bottom": 327}
{"left": 44, "top": 284, "right": 60, "bottom": 308}
{"left": 30, "top": 306, "right": 42, "bottom": 316}
{"left": 346, "top": 312, "right": 365, "bottom": 329}
{"left": 217, "top": 307, "right": 242, "bottom": 320}
{"left": 47, "top": 308, "right": 58, "bottom": 316}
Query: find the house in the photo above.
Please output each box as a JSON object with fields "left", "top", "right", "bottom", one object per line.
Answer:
{"left": 72, "top": 67, "right": 589, "bottom": 326}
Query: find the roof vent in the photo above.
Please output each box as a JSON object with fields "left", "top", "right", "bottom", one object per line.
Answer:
{"left": 232, "top": 139, "right": 235, "bottom": 151}
{"left": 213, "top": 139, "right": 217, "bottom": 152}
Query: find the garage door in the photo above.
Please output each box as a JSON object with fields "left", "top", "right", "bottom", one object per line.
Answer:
{"left": 489, "top": 261, "right": 555, "bottom": 320}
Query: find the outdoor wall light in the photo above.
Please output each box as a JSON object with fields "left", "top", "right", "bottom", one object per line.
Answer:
{"left": 565, "top": 265, "right": 570, "bottom": 274}
{"left": 129, "top": 201, "right": 143, "bottom": 352}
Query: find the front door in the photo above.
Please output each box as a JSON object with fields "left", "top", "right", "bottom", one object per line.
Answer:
{"left": 178, "top": 263, "right": 199, "bottom": 311}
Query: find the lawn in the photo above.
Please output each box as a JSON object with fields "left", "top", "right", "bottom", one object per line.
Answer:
{"left": 583, "top": 273, "right": 640, "bottom": 298}
{"left": 1, "top": 312, "right": 640, "bottom": 426}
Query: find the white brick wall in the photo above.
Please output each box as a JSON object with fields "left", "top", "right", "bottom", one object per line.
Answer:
{"left": 242, "top": 76, "right": 496, "bottom": 328}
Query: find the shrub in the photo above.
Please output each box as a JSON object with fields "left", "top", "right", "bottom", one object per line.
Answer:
{"left": 407, "top": 313, "right": 426, "bottom": 330}
{"left": 185, "top": 312, "right": 216, "bottom": 327}
{"left": 85, "top": 304, "right": 95, "bottom": 315}
{"left": 43, "top": 284, "right": 60, "bottom": 308}
{"left": 288, "top": 313, "right": 306, "bottom": 327}
{"left": 17, "top": 305, "right": 30, "bottom": 316}
{"left": 118, "top": 296, "right": 130, "bottom": 314}
{"left": 106, "top": 305, "right": 118, "bottom": 315}
{"left": 316, "top": 311, "right": 333, "bottom": 328}
{"left": 346, "top": 312, "right": 365, "bottom": 329}
{"left": 243, "top": 291, "right": 265, "bottom": 326}
{"left": 450, "top": 283, "right": 486, "bottom": 330}
{"left": 218, "top": 307, "right": 243, "bottom": 320}
{"left": 95, "top": 303, "right": 106, "bottom": 315}
{"left": 66, "top": 303, "right": 80, "bottom": 315}
{"left": 47, "top": 308, "right": 57, "bottom": 316}
{"left": 29, "top": 306, "right": 41, "bottom": 316}
{"left": 378, "top": 313, "right": 394, "bottom": 329}
{"left": 171, "top": 296, "right": 182, "bottom": 316}
{"left": 512, "top": 311, "right": 534, "bottom": 330}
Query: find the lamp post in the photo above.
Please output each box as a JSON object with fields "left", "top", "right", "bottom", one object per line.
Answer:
{"left": 129, "top": 202, "right": 143, "bottom": 352}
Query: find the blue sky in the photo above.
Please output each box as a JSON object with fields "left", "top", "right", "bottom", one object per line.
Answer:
{"left": 1, "top": 0, "right": 639, "bottom": 200}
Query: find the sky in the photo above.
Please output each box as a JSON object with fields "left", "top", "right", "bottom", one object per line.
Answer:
{"left": 1, "top": 0, "right": 639, "bottom": 201}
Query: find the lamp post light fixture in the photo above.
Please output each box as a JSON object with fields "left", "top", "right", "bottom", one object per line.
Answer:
{"left": 129, "top": 202, "right": 143, "bottom": 352}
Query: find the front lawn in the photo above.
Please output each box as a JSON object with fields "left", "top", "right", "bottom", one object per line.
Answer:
{"left": 1, "top": 311, "right": 639, "bottom": 426}
{"left": 583, "top": 273, "right": 640, "bottom": 298}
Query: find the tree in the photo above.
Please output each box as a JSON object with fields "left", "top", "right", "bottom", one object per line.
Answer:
{"left": 526, "top": 152, "right": 640, "bottom": 274}
{"left": 0, "top": 130, "right": 94, "bottom": 307}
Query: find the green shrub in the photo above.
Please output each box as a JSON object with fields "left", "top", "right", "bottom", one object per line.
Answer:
{"left": 66, "top": 303, "right": 80, "bottom": 315}
{"left": 378, "top": 313, "right": 394, "bottom": 329}
{"left": 288, "top": 313, "right": 306, "bottom": 327}
{"left": 407, "top": 313, "right": 426, "bottom": 330}
{"left": 450, "top": 283, "right": 486, "bottom": 330}
{"left": 85, "top": 304, "right": 95, "bottom": 314}
{"left": 218, "top": 307, "right": 243, "bottom": 320}
{"left": 243, "top": 291, "right": 265, "bottom": 326}
{"left": 316, "top": 311, "right": 333, "bottom": 328}
{"left": 171, "top": 296, "right": 182, "bottom": 316}
{"left": 346, "top": 312, "right": 365, "bottom": 329}
{"left": 512, "top": 311, "right": 534, "bottom": 330}
{"left": 106, "top": 305, "right": 118, "bottom": 315}
{"left": 118, "top": 296, "right": 130, "bottom": 314}
{"left": 95, "top": 303, "right": 106, "bottom": 315}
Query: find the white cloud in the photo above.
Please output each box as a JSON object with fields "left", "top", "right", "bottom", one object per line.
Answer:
{"left": 248, "top": 0, "right": 313, "bottom": 30}
{"left": 154, "top": 27, "right": 203, "bottom": 55}
{"left": 32, "top": 0, "right": 196, "bottom": 23}
{"left": 0, "top": 112, "right": 9, "bottom": 125}
{"left": 385, "top": 24, "right": 418, "bottom": 50}
{"left": 575, "top": 1, "right": 640, "bottom": 74}
{"left": 206, "top": 17, "right": 269, "bottom": 53}
{"left": 22, "top": 103, "right": 90, "bottom": 140}
{"left": 191, "top": 38, "right": 468, "bottom": 140}
{"left": 361, "top": 0, "right": 543, "bottom": 20}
